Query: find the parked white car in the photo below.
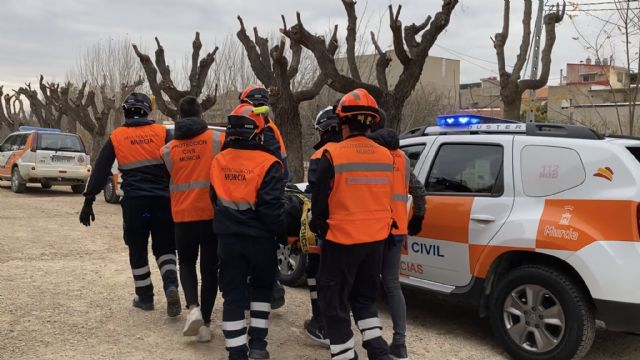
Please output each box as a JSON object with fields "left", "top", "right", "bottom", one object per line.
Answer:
{"left": 0, "top": 127, "right": 91, "bottom": 193}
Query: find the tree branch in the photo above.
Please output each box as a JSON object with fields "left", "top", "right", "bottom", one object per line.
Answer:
{"left": 254, "top": 27, "right": 274, "bottom": 78}
{"left": 0, "top": 87, "right": 13, "bottom": 128}
{"left": 189, "top": 32, "right": 203, "bottom": 88}
{"left": 394, "top": 0, "right": 459, "bottom": 102}
{"left": 237, "top": 16, "right": 276, "bottom": 86}
{"left": 389, "top": 5, "right": 411, "bottom": 66}
{"left": 343, "top": 0, "right": 362, "bottom": 81}
{"left": 371, "top": 31, "right": 391, "bottom": 91}
{"left": 132, "top": 43, "right": 177, "bottom": 118}
{"left": 511, "top": 0, "right": 533, "bottom": 78}
{"left": 285, "top": 12, "right": 383, "bottom": 99}
{"left": 519, "top": 2, "right": 565, "bottom": 91}
{"left": 493, "top": 0, "right": 511, "bottom": 78}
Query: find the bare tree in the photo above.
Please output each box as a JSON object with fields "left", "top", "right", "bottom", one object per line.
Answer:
{"left": 16, "top": 78, "right": 64, "bottom": 129}
{"left": 493, "top": 0, "right": 566, "bottom": 120}
{"left": 68, "top": 37, "right": 145, "bottom": 126}
{"left": 236, "top": 16, "right": 336, "bottom": 181}
{"left": 284, "top": 0, "right": 459, "bottom": 131}
{"left": 132, "top": 32, "right": 219, "bottom": 120}
{"left": 0, "top": 87, "right": 30, "bottom": 132}
{"left": 37, "top": 75, "right": 143, "bottom": 160}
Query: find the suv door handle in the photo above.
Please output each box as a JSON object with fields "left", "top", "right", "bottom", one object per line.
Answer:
{"left": 470, "top": 215, "right": 496, "bottom": 222}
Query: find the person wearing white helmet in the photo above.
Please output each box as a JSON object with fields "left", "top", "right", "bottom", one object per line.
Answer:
{"left": 302, "top": 106, "right": 342, "bottom": 346}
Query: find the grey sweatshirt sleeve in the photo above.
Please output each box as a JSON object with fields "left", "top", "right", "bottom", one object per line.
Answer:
{"left": 409, "top": 172, "right": 427, "bottom": 216}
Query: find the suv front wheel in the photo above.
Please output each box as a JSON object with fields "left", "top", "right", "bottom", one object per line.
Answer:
{"left": 489, "top": 265, "right": 595, "bottom": 360}
{"left": 11, "top": 167, "right": 26, "bottom": 193}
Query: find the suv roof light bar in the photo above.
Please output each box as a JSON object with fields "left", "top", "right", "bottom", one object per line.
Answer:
{"left": 435, "top": 114, "right": 519, "bottom": 127}
{"left": 424, "top": 122, "right": 604, "bottom": 140}
{"left": 426, "top": 123, "right": 526, "bottom": 135}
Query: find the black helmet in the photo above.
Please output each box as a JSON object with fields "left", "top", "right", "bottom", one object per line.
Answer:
{"left": 239, "top": 85, "right": 269, "bottom": 106}
{"left": 314, "top": 106, "right": 339, "bottom": 133}
{"left": 122, "top": 92, "right": 152, "bottom": 115}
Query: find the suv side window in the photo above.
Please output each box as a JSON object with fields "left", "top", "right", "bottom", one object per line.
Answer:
{"left": 400, "top": 144, "right": 426, "bottom": 171}
{"left": 1, "top": 135, "right": 17, "bottom": 152}
{"left": 426, "top": 143, "right": 504, "bottom": 196}
{"left": 15, "top": 134, "right": 28, "bottom": 150}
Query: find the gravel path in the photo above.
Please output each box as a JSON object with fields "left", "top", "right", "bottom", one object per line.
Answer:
{"left": 0, "top": 184, "right": 638, "bottom": 359}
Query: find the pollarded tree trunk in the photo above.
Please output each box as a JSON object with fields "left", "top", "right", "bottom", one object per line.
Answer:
{"left": 272, "top": 101, "right": 304, "bottom": 182}
{"left": 493, "top": 0, "right": 565, "bottom": 121}
{"left": 503, "top": 97, "right": 522, "bottom": 120}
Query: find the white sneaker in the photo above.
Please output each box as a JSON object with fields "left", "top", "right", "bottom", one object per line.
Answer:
{"left": 183, "top": 307, "right": 204, "bottom": 336}
{"left": 196, "top": 325, "right": 212, "bottom": 343}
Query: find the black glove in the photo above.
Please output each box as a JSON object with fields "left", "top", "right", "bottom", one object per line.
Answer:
{"left": 408, "top": 214, "right": 424, "bottom": 236}
{"left": 79, "top": 197, "right": 96, "bottom": 226}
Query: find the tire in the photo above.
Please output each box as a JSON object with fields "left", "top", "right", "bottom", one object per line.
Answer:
{"left": 11, "top": 167, "right": 26, "bottom": 193}
{"left": 71, "top": 184, "right": 86, "bottom": 194}
{"left": 277, "top": 242, "right": 308, "bottom": 287}
{"left": 103, "top": 176, "right": 121, "bottom": 203}
{"left": 489, "top": 265, "right": 596, "bottom": 360}
{"left": 40, "top": 182, "right": 52, "bottom": 190}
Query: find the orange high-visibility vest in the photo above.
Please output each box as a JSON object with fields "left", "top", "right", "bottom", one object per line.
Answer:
{"left": 267, "top": 120, "right": 287, "bottom": 158}
{"left": 310, "top": 141, "right": 337, "bottom": 161}
{"left": 325, "top": 136, "right": 394, "bottom": 245}
{"left": 161, "top": 130, "right": 225, "bottom": 222}
{"left": 390, "top": 149, "right": 411, "bottom": 235}
{"left": 110, "top": 124, "right": 166, "bottom": 170}
{"left": 210, "top": 148, "right": 280, "bottom": 212}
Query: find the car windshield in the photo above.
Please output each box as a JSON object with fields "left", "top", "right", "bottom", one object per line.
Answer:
{"left": 38, "top": 133, "right": 85, "bottom": 153}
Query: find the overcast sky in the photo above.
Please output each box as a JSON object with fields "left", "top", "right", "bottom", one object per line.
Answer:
{"left": 0, "top": 1, "right": 609, "bottom": 92}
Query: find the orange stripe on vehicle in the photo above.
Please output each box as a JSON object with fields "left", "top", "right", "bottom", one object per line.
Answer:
{"left": 469, "top": 245, "right": 534, "bottom": 278}
{"left": 536, "top": 199, "right": 640, "bottom": 252}
{"left": 419, "top": 196, "right": 473, "bottom": 243}
{"left": 0, "top": 149, "right": 27, "bottom": 176}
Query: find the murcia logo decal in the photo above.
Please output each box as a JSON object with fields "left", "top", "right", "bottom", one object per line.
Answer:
{"left": 559, "top": 205, "right": 574, "bottom": 225}
{"left": 593, "top": 167, "right": 613, "bottom": 182}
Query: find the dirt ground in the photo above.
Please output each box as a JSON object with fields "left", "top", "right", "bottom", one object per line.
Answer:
{"left": 0, "top": 184, "right": 639, "bottom": 360}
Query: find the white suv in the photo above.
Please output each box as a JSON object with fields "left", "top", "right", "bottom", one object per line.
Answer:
{"left": 397, "top": 115, "right": 640, "bottom": 359}
{"left": 0, "top": 127, "right": 91, "bottom": 193}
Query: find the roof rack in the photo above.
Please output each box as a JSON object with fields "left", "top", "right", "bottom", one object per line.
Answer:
{"left": 400, "top": 126, "right": 428, "bottom": 139}
{"left": 424, "top": 122, "right": 604, "bottom": 140}
{"left": 18, "top": 126, "right": 61, "bottom": 133}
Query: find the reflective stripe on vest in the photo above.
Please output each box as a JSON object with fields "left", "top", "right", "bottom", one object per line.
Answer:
{"left": 211, "top": 148, "right": 280, "bottom": 213}
{"left": 326, "top": 136, "right": 393, "bottom": 245}
{"left": 110, "top": 124, "right": 166, "bottom": 171}
{"left": 164, "top": 129, "right": 218, "bottom": 222}
{"left": 170, "top": 180, "right": 210, "bottom": 193}
{"left": 334, "top": 162, "right": 394, "bottom": 173}
{"left": 119, "top": 158, "right": 165, "bottom": 170}
{"left": 218, "top": 197, "right": 255, "bottom": 211}
{"left": 390, "top": 149, "right": 410, "bottom": 235}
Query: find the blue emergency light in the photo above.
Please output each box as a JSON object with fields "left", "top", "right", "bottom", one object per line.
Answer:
{"left": 436, "top": 115, "right": 482, "bottom": 127}
{"left": 18, "top": 126, "right": 61, "bottom": 133}
{"left": 435, "top": 114, "right": 519, "bottom": 127}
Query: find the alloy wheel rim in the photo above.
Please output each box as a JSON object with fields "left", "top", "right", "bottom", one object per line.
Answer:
{"left": 277, "top": 244, "right": 300, "bottom": 276}
{"left": 503, "top": 284, "right": 566, "bottom": 353}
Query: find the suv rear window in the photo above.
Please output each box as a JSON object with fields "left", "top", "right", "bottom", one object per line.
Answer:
{"left": 38, "top": 133, "right": 85, "bottom": 153}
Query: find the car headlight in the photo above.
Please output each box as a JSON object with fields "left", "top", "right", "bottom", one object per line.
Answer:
{"left": 77, "top": 155, "right": 85, "bottom": 164}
